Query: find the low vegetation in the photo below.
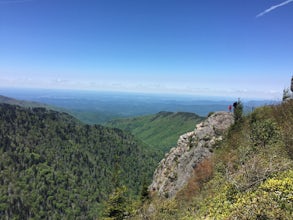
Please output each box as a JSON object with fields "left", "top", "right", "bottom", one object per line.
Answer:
{"left": 134, "top": 100, "right": 293, "bottom": 219}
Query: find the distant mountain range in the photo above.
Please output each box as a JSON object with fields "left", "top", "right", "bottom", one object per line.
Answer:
{"left": 1, "top": 88, "right": 269, "bottom": 124}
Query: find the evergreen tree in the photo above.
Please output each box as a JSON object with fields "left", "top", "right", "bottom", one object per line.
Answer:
{"left": 140, "top": 177, "right": 150, "bottom": 202}
{"left": 233, "top": 99, "right": 243, "bottom": 123}
{"left": 102, "top": 186, "right": 128, "bottom": 220}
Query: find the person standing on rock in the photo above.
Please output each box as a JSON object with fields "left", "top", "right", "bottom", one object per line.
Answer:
{"left": 228, "top": 105, "right": 232, "bottom": 112}
{"left": 233, "top": 101, "right": 238, "bottom": 111}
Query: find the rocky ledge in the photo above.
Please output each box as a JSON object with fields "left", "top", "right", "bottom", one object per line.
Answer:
{"left": 149, "top": 111, "right": 234, "bottom": 198}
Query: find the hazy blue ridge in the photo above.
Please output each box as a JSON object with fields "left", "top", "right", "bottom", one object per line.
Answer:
{"left": 0, "top": 88, "right": 273, "bottom": 124}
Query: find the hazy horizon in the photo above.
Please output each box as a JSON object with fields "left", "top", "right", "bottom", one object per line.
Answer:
{"left": 1, "top": 0, "right": 292, "bottom": 100}
{"left": 0, "top": 86, "right": 279, "bottom": 102}
{"left": 0, "top": 87, "right": 274, "bottom": 123}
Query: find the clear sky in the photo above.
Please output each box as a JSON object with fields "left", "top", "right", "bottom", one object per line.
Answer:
{"left": 0, "top": 0, "right": 292, "bottom": 99}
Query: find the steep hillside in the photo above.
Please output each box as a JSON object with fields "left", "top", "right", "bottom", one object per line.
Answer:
{"left": 0, "top": 104, "right": 159, "bottom": 219}
{"left": 135, "top": 101, "right": 293, "bottom": 219}
{"left": 105, "top": 111, "right": 205, "bottom": 153}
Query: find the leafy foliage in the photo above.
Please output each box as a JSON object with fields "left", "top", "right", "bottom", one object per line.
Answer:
{"left": 250, "top": 119, "right": 280, "bottom": 147}
{"left": 0, "top": 104, "right": 159, "bottom": 219}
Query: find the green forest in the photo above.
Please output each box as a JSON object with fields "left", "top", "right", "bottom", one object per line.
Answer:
{"left": 0, "top": 104, "right": 160, "bottom": 219}
{"left": 105, "top": 111, "right": 204, "bottom": 153}
{"left": 1, "top": 99, "right": 293, "bottom": 219}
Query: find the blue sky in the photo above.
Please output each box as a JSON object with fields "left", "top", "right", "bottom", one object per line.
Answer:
{"left": 0, "top": 0, "right": 292, "bottom": 99}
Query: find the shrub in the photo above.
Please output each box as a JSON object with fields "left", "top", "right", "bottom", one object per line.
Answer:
{"left": 250, "top": 119, "right": 280, "bottom": 148}
{"left": 229, "top": 170, "right": 293, "bottom": 219}
{"left": 177, "top": 158, "right": 213, "bottom": 201}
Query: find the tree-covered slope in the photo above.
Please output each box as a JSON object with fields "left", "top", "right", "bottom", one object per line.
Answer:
{"left": 105, "top": 111, "right": 204, "bottom": 153}
{"left": 0, "top": 104, "right": 159, "bottom": 219}
{"left": 136, "top": 101, "right": 293, "bottom": 220}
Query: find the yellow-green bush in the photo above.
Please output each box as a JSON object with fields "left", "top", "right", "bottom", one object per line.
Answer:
{"left": 229, "top": 170, "right": 293, "bottom": 219}
{"left": 193, "top": 170, "right": 293, "bottom": 219}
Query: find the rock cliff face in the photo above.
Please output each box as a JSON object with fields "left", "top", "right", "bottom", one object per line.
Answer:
{"left": 149, "top": 111, "right": 234, "bottom": 198}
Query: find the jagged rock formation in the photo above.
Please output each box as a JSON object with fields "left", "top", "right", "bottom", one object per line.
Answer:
{"left": 149, "top": 111, "right": 234, "bottom": 198}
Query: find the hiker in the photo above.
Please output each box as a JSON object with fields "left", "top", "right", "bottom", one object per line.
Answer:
{"left": 228, "top": 105, "right": 232, "bottom": 112}
{"left": 233, "top": 101, "right": 238, "bottom": 111}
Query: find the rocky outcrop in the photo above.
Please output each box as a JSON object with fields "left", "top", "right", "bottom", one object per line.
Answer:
{"left": 149, "top": 111, "right": 234, "bottom": 198}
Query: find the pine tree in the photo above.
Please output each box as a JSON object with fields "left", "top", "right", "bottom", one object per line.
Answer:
{"left": 102, "top": 186, "right": 128, "bottom": 220}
